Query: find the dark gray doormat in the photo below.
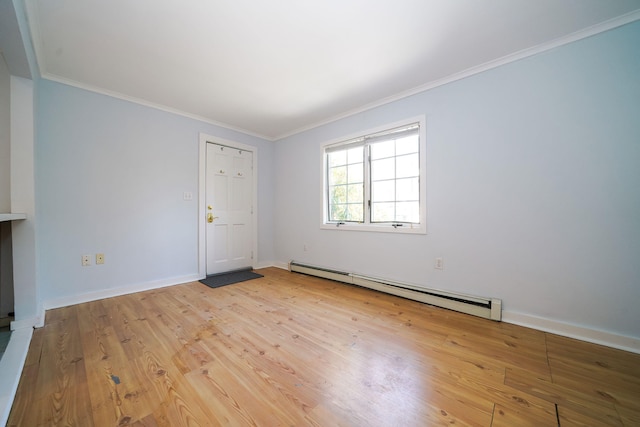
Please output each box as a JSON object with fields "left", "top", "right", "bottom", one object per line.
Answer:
{"left": 200, "top": 268, "right": 263, "bottom": 289}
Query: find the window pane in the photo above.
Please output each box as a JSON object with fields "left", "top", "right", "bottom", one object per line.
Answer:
{"left": 330, "top": 185, "right": 347, "bottom": 204}
{"left": 347, "top": 163, "right": 363, "bottom": 183}
{"left": 396, "top": 177, "right": 419, "bottom": 201}
{"left": 330, "top": 204, "right": 347, "bottom": 221}
{"left": 396, "top": 153, "right": 419, "bottom": 178}
{"left": 396, "top": 135, "right": 419, "bottom": 155}
{"left": 347, "top": 147, "right": 363, "bottom": 164}
{"left": 371, "top": 202, "right": 395, "bottom": 222}
{"left": 370, "top": 139, "right": 395, "bottom": 160}
{"left": 396, "top": 201, "right": 419, "bottom": 223}
{"left": 347, "top": 204, "right": 363, "bottom": 222}
{"left": 347, "top": 183, "right": 363, "bottom": 203}
{"left": 328, "top": 150, "right": 346, "bottom": 167}
{"left": 372, "top": 180, "right": 394, "bottom": 202}
{"left": 329, "top": 166, "right": 346, "bottom": 185}
{"left": 371, "top": 157, "right": 395, "bottom": 181}
{"left": 327, "top": 146, "right": 364, "bottom": 223}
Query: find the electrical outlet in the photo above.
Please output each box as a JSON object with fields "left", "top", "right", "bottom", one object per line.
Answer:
{"left": 96, "top": 253, "right": 105, "bottom": 265}
{"left": 435, "top": 257, "right": 444, "bottom": 270}
{"left": 82, "top": 254, "right": 91, "bottom": 266}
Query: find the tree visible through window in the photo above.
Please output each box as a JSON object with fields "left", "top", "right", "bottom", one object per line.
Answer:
{"left": 323, "top": 119, "right": 425, "bottom": 233}
{"left": 327, "top": 146, "right": 364, "bottom": 222}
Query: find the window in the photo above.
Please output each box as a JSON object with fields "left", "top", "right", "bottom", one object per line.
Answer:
{"left": 322, "top": 117, "right": 426, "bottom": 234}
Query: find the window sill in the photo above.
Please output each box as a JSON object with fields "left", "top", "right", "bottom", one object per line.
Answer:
{"left": 321, "top": 222, "right": 426, "bottom": 234}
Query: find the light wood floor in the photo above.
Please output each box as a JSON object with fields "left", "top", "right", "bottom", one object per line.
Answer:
{"left": 8, "top": 267, "right": 640, "bottom": 426}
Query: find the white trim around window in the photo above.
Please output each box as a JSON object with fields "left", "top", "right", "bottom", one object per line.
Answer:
{"left": 320, "top": 116, "right": 427, "bottom": 234}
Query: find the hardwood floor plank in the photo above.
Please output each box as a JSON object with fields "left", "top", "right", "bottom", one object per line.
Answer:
{"left": 504, "top": 367, "right": 623, "bottom": 426}
{"left": 616, "top": 404, "right": 640, "bottom": 427}
{"left": 545, "top": 335, "right": 640, "bottom": 417}
{"left": 490, "top": 402, "right": 557, "bottom": 427}
{"left": 8, "top": 267, "right": 640, "bottom": 426}
{"left": 132, "top": 350, "right": 221, "bottom": 427}
{"left": 23, "top": 324, "right": 44, "bottom": 366}
{"left": 546, "top": 333, "right": 640, "bottom": 377}
{"left": 22, "top": 306, "right": 95, "bottom": 426}
{"left": 78, "top": 300, "right": 146, "bottom": 425}
{"left": 557, "top": 404, "right": 623, "bottom": 427}
{"left": 443, "top": 331, "right": 551, "bottom": 379}
{"left": 185, "top": 358, "right": 297, "bottom": 426}
{"left": 114, "top": 298, "right": 223, "bottom": 425}
{"left": 7, "top": 326, "right": 44, "bottom": 426}
{"left": 6, "top": 363, "right": 39, "bottom": 427}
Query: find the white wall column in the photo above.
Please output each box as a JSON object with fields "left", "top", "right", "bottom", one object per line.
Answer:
{"left": 10, "top": 75, "right": 39, "bottom": 329}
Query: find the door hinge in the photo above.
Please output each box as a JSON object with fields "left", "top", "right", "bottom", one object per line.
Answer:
{"left": 251, "top": 251, "right": 254, "bottom": 260}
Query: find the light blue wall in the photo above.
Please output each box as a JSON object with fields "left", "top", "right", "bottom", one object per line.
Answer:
{"left": 274, "top": 21, "right": 640, "bottom": 340}
{"left": 36, "top": 80, "right": 275, "bottom": 303}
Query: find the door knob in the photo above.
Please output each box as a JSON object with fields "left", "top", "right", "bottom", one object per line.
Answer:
{"left": 207, "top": 213, "right": 219, "bottom": 223}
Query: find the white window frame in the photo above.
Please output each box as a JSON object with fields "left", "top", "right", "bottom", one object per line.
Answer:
{"left": 321, "top": 116, "right": 427, "bottom": 234}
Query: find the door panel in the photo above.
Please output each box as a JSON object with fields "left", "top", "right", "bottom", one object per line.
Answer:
{"left": 206, "top": 143, "right": 253, "bottom": 274}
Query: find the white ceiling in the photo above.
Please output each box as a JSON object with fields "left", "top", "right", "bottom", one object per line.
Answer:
{"left": 26, "top": 0, "right": 640, "bottom": 140}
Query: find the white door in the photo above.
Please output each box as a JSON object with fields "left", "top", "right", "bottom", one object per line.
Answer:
{"left": 205, "top": 143, "right": 254, "bottom": 275}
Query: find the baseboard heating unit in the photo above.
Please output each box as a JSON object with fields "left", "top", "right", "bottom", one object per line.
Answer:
{"left": 289, "top": 261, "right": 502, "bottom": 321}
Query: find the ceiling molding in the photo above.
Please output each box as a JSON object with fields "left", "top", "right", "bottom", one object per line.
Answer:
{"left": 273, "top": 9, "right": 640, "bottom": 141}
{"left": 30, "top": 8, "right": 640, "bottom": 142}
{"left": 27, "top": 0, "right": 273, "bottom": 141}
{"left": 39, "top": 72, "right": 275, "bottom": 141}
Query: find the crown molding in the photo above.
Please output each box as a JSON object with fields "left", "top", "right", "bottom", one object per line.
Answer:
{"left": 40, "top": 73, "right": 275, "bottom": 141}
{"left": 28, "top": 7, "right": 640, "bottom": 142}
{"left": 273, "top": 10, "right": 640, "bottom": 141}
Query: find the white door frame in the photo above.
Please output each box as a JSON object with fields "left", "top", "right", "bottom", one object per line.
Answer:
{"left": 198, "top": 133, "right": 258, "bottom": 278}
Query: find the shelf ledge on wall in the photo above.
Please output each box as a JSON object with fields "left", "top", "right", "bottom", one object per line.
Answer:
{"left": 0, "top": 213, "right": 27, "bottom": 222}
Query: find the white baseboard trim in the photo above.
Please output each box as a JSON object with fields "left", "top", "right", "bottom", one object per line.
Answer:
{"left": 10, "top": 314, "right": 42, "bottom": 330}
{"left": 503, "top": 311, "right": 640, "bottom": 354}
{"left": 253, "top": 261, "right": 289, "bottom": 270}
{"left": 271, "top": 261, "right": 290, "bottom": 270}
{"left": 43, "top": 274, "right": 202, "bottom": 312}
{"left": 0, "top": 326, "right": 33, "bottom": 427}
{"left": 253, "top": 261, "right": 277, "bottom": 270}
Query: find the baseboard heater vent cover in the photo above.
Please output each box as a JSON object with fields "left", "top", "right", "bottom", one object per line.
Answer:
{"left": 289, "top": 261, "right": 501, "bottom": 321}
